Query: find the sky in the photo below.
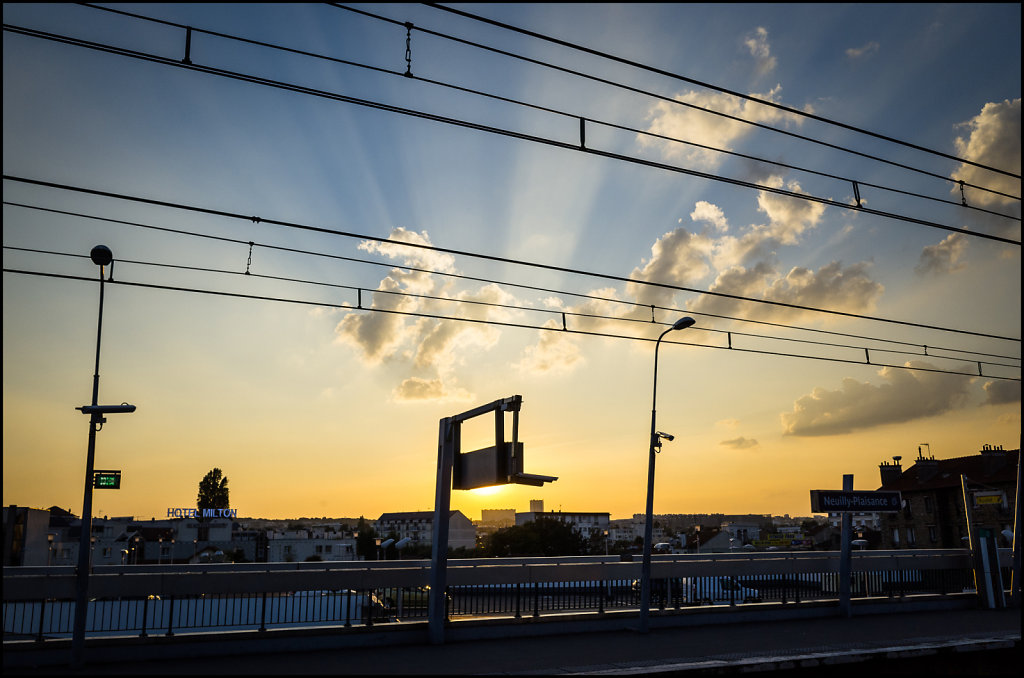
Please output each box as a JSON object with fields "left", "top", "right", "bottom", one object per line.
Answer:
{"left": 3, "top": 3, "right": 1020, "bottom": 523}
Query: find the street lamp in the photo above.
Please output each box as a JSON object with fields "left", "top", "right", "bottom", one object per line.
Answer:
{"left": 639, "top": 316, "right": 695, "bottom": 633}
{"left": 72, "top": 246, "right": 136, "bottom": 668}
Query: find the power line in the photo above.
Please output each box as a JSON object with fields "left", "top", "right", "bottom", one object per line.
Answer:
{"left": 77, "top": 2, "right": 1022, "bottom": 208}
{"left": 5, "top": 176, "right": 1019, "bottom": 343}
{"left": 333, "top": 3, "right": 1022, "bottom": 193}
{"left": 7, "top": 243, "right": 1018, "bottom": 369}
{"left": 422, "top": 2, "right": 1021, "bottom": 180}
{"left": 4, "top": 266, "right": 1017, "bottom": 382}
{"left": 4, "top": 201, "right": 1020, "bottom": 363}
{"left": 4, "top": 23, "right": 1020, "bottom": 246}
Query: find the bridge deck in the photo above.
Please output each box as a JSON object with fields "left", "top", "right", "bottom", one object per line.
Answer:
{"left": 8, "top": 606, "right": 1020, "bottom": 675}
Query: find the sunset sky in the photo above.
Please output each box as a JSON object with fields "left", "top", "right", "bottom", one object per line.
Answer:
{"left": 3, "top": 3, "right": 1020, "bottom": 523}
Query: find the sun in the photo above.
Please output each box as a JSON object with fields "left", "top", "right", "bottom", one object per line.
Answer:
{"left": 469, "top": 485, "right": 505, "bottom": 497}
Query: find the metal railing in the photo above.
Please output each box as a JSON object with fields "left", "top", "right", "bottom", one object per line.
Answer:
{"left": 3, "top": 549, "right": 1008, "bottom": 641}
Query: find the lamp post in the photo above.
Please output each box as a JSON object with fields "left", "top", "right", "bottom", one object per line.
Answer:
{"left": 638, "top": 316, "right": 695, "bottom": 633}
{"left": 72, "top": 246, "right": 136, "bottom": 668}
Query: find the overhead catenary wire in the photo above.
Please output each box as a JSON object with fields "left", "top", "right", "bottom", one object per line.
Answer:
{"left": 74, "top": 3, "right": 1022, "bottom": 211}
{"left": 3, "top": 266, "right": 1018, "bottom": 382}
{"left": 421, "top": 2, "right": 1022, "bottom": 180}
{"left": 4, "top": 176, "right": 1020, "bottom": 344}
{"left": 6, "top": 242, "right": 1019, "bottom": 369}
{"left": 4, "top": 200, "right": 1021, "bottom": 363}
{"left": 333, "top": 3, "right": 1021, "bottom": 192}
{"left": 4, "top": 20, "right": 1020, "bottom": 242}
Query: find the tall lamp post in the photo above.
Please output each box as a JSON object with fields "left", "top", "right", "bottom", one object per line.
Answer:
{"left": 638, "top": 316, "right": 695, "bottom": 633}
{"left": 71, "top": 246, "right": 136, "bottom": 668}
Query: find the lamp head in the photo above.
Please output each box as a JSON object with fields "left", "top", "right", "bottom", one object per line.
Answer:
{"left": 90, "top": 245, "right": 113, "bottom": 267}
{"left": 672, "top": 317, "right": 696, "bottom": 331}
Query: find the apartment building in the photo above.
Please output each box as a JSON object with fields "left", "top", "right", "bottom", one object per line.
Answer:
{"left": 376, "top": 510, "right": 476, "bottom": 550}
{"left": 877, "top": 445, "right": 1018, "bottom": 549}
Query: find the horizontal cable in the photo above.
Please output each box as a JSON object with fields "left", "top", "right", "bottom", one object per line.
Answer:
{"left": 422, "top": 2, "right": 1021, "bottom": 180}
{"left": 8, "top": 243, "right": 1018, "bottom": 368}
{"left": 74, "top": 3, "right": 1022, "bottom": 211}
{"left": 334, "top": 4, "right": 1021, "bottom": 190}
{"left": 4, "top": 266, "right": 1018, "bottom": 382}
{"left": 3, "top": 23, "right": 1019, "bottom": 247}
{"left": 4, "top": 200, "right": 1019, "bottom": 362}
{"left": 4, "top": 177, "right": 1020, "bottom": 344}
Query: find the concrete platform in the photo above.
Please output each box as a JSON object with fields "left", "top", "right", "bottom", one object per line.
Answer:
{"left": 8, "top": 606, "right": 1019, "bottom": 675}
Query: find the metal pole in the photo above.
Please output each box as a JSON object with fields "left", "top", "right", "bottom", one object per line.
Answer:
{"left": 838, "top": 474, "right": 853, "bottom": 617}
{"left": 639, "top": 327, "right": 670, "bottom": 633}
{"left": 428, "top": 418, "right": 455, "bottom": 645}
{"left": 1010, "top": 436, "right": 1021, "bottom": 608}
{"left": 71, "top": 265, "right": 106, "bottom": 668}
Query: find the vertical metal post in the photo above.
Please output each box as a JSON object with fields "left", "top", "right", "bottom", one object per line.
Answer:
{"left": 961, "top": 473, "right": 976, "bottom": 592}
{"left": 1010, "top": 436, "right": 1021, "bottom": 608}
{"left": 639, "top": 331, "right": 667, "bottom": 633}
{"left": 838, "top": 474, "right": 853, "bottom": 617}
{"left": 71, "top": 267, "right": 106, "bottom": 668}
{"left": 428, "top": 418, "right": 455, "bottom": 644}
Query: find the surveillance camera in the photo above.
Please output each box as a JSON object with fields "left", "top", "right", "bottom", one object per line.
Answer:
{"left": 657, "top": 432, "right": 675, "bottom": 442}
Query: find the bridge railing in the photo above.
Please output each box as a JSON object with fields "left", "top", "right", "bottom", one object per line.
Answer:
{"left": 3, "top": 549, "right": 1004, "bottom": 640}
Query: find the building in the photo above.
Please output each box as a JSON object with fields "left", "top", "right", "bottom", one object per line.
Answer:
{"left": 514, "top": 502, "right": 611, "bottom": 540}
{"left": 721, "top": 522, "right": 762, "bottom": 545}
{"left": 2, "top": 505, "right": 52, "bottom": 566}
{"left": 376, "top": 510, "right": 476, "bottom": 550}
{"left": 480, "top": 509, "right": 515, "bottom": 527}
{"left": 826, "top": 512, "right": 881, "bottom": 531}
{"left": 877, "top": 445, "right": 1018, "bottom": 549}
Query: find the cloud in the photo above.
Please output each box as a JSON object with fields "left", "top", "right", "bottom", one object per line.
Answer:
{"left": 756, "top": 177, "right": 827, "bottom": 245}
{"left": 951, "top": 98, "right": 1021, "bottom": 210}
{"left": 707, "top": 178, "right": 826, "bottom": 271}
{"left": 626, "top": 227, "right": 712, "bottom": 309}
{"left": 690, "top": 201, "right": 729, "bottom": 233}
{"left": 720, "top": 436, "right": 759, "bottom": 450}
{"left": 691, "top": 260, "right": 883, "bottom": 321}
{"left": 333, "top": 276, "right": 419, "bottom": 364}
{"left": 639, "top": 85, "right": 806, "bottom": 168}
{"left": 765, "top": 261, "right": 883, "bottom": 313}
{"left": 845, "top": 41, "right": 880, "bottom": 59}
{"left": 744, "top": 27, "right": 777, "bottom": 76}
{"left": 392, "top": 377, "right": 472, "bottom": 403}
{"left": 513, "top": 320, "right": 585, "bottom": 375}
{"left": 982, "top": 379, "right": 1021, "bottom": 406}
{"left": 915, "top": 232, "right": 969, "bottom": 276}
{"left": 781, "top": 361, "right": 974, "bottom": 436}
{"left": 334, "top": 228, "right": 527, "bottom": 401}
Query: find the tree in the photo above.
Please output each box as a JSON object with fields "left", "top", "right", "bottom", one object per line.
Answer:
{"left": 483, "top": 517, "right": 587, "bottom": 557}
{"left": 197, "top": 468, "right": 230, "bottom": 514}
{"left": 355, "top": 516, "right": 377, "bottom": 561}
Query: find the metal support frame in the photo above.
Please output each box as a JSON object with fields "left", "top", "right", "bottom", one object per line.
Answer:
{"left": 429, "top": 395, "right": 553, "bottom": 645}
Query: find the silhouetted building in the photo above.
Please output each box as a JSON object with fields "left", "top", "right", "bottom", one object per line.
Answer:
{"left": 2, "top": 505, "right": 51, "bottom": 566}
{"left": 377, "top": 510, "right": 476, "bottom": 550}
{"left": 877, "top": 445, "right": 1018, "bottom": 549}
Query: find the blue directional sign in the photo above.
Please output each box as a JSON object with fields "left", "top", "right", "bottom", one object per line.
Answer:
{"left": 810, "top": 489, "right": 901, "bottom": 513}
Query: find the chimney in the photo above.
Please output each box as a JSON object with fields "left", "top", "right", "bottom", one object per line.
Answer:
{"left": 879, "top": 456, "right": 903, "bottom": 486}
{"left": 914, "top": 446, "right": 939, "bottom": 482}
{"left": 980, "top": 444, "right": 1008, "bottom": 476}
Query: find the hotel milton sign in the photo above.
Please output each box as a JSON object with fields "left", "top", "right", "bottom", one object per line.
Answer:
{"left": 166, "top": 508, "right": 239, "bottom": 518}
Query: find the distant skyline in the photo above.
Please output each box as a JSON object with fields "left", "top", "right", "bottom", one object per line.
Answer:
{"left": 3, "top": 3, "right": 1020, "bottom": 522}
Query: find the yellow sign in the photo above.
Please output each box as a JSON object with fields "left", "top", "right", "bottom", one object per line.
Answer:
{"left": 975, "top": 493, "right": 1003, "bottom": 505}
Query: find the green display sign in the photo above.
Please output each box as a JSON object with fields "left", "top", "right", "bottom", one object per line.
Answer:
{"left": 93, "top": 470, "right": 121, "bottom": 489}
